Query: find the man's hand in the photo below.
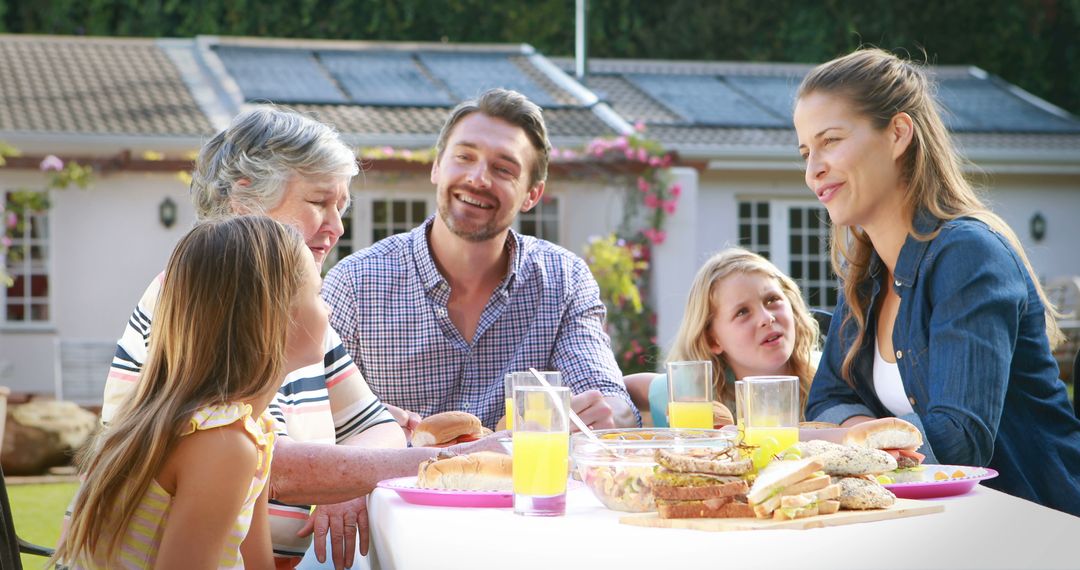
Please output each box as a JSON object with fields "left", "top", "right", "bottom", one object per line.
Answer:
{"left": 384, "top": 403, "right": 422, "bottom": 442}
{"left": 570, "top": 389, "right": 615, "bottom": 431}
{"left": 450, "top": 430, "right": 511, "bottom": 455}
{"left": 296, "top": 498, "right": 369, "bottom": 570}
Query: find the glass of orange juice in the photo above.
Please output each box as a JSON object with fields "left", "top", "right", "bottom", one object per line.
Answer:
{"left": 739, "top": 376, "right": 799, "bottom": 471}
{"left": 512, "top": 384, "right": 571, "bottom": 517}
{"left": 504, "top": 371, "right": 562, "bottom": 431}
{"left": 666, "top": 360, "right": 714, "bottom": 429}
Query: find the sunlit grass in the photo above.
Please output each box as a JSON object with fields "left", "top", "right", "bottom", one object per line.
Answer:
{"left": 8, "top": 482, "right": 77, "bottom": 569}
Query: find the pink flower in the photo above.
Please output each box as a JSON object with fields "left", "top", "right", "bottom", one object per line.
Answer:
{"left": 400, "top": 149, "right": 413, "bottom": 159}
{"left": 634, "top": 121, "right": 646, "bottom": 133}
{"left": 5, "top": 212, "right": 16, "bottom": 229}
{"left": 381, "top": 146, "right": 394, "bottom": 156}
{"left": 636, "top": 177, "right": 650, "bottom": 193}
{"left": 663, "top": 200, "right": 677, "bottom": 214}
{"left": 624, "top": 148, "right": 635, "bottom": 160}
{"left": 643, "top": 193, "right": 662, "bottom": 209}
{"left": 613, "top": 136, "right": 629, "bottom": 150}
{"left": 648, "top": 156, "right": 661, "bottom": 167}
{"left": 636, "top": 148, "right": 648, "bottom": 162}
{"left": 670, "top": 183, "right": 682, "bottom": 198}
{"left": 39, "top": 155, "right": 63, "bottom": 172}
{"left": 1, "top": 236, "right": 10, "bottom": 248}
{"left": 643, "top": 228, "right": 667, "bottom": 245}
{"left": 661, "top": 154, "right": 673, "bottom": 168}
{"left": 562, "top": 149, "right": 578, "bottom": 160}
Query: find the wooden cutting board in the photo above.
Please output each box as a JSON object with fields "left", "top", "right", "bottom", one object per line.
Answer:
{"left": 619, "top": 498, "right": 943, "bottom": 531}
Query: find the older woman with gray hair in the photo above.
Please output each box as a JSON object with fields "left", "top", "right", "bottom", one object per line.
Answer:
{"left": 99, "top": 107, "right": 410, "bottom": 569}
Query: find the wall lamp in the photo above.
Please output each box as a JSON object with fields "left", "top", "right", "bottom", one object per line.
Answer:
{"left": 159, "top": 197, "right": 177, "bottom": 229}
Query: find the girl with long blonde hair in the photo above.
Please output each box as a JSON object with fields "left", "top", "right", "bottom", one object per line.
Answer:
{"left": 55, "top": 215, "right": 327, "bottom": 568}
{"left": 629, "top": 248, "right": 820, "bottom": 427}
{"left": 796, "top": 47, "right": 1080, "bottom": 516}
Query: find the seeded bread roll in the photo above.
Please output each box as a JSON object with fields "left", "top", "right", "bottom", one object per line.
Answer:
{"left": 833, "top": 476, "right": 897, "bottom": 510}
{"left": 796, "top": 440, "right": 898, "bottom": 476}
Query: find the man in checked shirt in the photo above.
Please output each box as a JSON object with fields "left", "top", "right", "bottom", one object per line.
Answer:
{"left": 323, "top": 88, "right": 640, "bottom": 436}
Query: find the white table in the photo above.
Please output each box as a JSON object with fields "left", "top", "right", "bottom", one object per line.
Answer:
{"left": 367, "top": 482, "right": 1080, "bottom": 569}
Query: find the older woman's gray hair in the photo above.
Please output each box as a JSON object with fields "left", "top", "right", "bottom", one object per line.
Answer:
{"left": 190, "top": 106, "right": 359, "bottom": 220}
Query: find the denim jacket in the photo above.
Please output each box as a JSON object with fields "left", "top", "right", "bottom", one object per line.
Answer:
{"left": 807, "top": 212, "right": 1080, "bottom": 516}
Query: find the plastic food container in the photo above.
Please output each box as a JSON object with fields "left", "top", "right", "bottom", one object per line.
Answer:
{"left": 570, "top": 427, "right": 737, "bottom": 512}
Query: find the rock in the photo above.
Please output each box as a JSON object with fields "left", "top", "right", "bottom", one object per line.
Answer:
{"left": 1, "top": 400, "right": 99, "bottom": 476}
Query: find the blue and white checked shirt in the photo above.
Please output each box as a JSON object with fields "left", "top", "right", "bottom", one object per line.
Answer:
{"left": 322, "top": 216, "right": 638, "bottom": 429}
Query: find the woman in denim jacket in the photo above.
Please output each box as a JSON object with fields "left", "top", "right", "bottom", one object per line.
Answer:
{"left": 794, "top": 48, "right": 1080, "bottom": 516}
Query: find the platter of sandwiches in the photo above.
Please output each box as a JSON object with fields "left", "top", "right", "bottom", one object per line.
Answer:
{"left": 620, "top": 435, "right": 946, "bottom": 531}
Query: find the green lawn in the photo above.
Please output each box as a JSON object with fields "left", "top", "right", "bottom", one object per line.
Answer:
{"left": 8, "top": 482, "right": 77, "bottom": 569}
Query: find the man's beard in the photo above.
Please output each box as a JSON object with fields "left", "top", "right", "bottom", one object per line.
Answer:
{"left": 437, "top": 188, "right": 512, "bottom": 242}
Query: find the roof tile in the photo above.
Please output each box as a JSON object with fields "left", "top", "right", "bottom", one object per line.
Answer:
{"left": 0, "top": 36, "right": 213, "bottom": 136}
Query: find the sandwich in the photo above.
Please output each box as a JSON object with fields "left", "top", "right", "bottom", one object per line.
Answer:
{"left": 416, "top": 451, "right": 512, "bottom": 491}
{"left": 772, "top": 484, "right": 842, "bottom": 520}
{"left": 792, "top": 440, "right": 898, "bottom": 476}
{"left": 746, "top": 457, "right": 838, "bottom": 519}
{"left": 652, "top": 448, "right": 754, "bottom": 519}
{"left": 654, "top": 448, "right": 753, "bottom": 477}
{"left": 843, "top": 418, "right": 926, "bottom": 480}
{"left": 412, "top": 411, "right": 491, "bottom": 448}
{"left": 832, "top": 475, "right": 897, "bottom": 509}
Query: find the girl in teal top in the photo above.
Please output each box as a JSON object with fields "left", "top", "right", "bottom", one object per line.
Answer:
{"left": 631, "top": 248, "right": 820, "bottom": 427}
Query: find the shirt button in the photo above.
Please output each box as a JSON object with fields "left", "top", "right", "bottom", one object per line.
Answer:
{"left": 908, "top": 396, "right": 917, "bottom": 406}
{"left": 895, "top": 350, "right": 903, "bottom": 359}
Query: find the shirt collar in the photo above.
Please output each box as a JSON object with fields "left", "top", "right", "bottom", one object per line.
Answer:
{"left": 893, "top": 209, "right": 941, "bottom": 287}
{"left": 413, "top": 215, "right": 524, "bottom": 293}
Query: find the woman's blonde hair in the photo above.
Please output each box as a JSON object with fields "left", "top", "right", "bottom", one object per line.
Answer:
{"left": 55, "top": 216, "right": 308, "bottom": 566}
{"left": 668, "top": 248, "right": 820, "bottom": 411}
{"left": 797, "top": 48, "right": 1064, "bottom": 385}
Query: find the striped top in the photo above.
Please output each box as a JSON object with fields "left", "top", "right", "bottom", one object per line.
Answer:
{"left": 101, "top": 274, "right": 398, "bottom": 558}
{"left": 74, "top": 403, "right": 275, "bottom": 569}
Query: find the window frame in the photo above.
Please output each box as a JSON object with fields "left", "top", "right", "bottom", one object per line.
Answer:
{"left": 2, "top": 191, "right": 53, "bottom": 330}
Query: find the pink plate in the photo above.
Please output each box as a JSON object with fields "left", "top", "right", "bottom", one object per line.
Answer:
{"left": 882, "top": 464, "right": 999, "bottom": 500}
{"left": 377, "top": 476, "right": 513, "bottom": 508}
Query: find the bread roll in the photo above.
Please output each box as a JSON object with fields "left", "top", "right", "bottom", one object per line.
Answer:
{"left": 416, "top": 451, "right": 512, "bottom": 491}
{"left": 833, "top": 476, "right": 896, "bottom": 509}
{"left": 843, "top": 418, "right": 923, "bottom": 450}
{"left": 712, "top": 402, "right": 734, "bottom": 426}
{"left": 796, "top": 440, "right": 898, "bottom": 475}
{"left": 412, "top": 411, "right": 483, "bottom": 447}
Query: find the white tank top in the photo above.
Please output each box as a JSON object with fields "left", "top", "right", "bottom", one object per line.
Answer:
{"left": 874, "top": 337, "right": 915, "bottom": 416}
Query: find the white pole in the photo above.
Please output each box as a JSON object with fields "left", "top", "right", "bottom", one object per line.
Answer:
{"left": 575, "top": 0, "right": 587, "bottom": 82}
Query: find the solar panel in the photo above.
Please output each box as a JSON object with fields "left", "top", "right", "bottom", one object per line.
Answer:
{"left": 627, "top": 74, "right": 787, "bottom": 127}
{"left": 935, "top": 77, "right": 1080, "bottom": 133}
{"left": 318, "top": 51, "right": 453, "bottom": 106}
{"left": 214, "top": 46, "right": 347, "bottom": 104}
{"left": 723, "top": 75, "right": 802, "bottom": 123}
{"left": 418, "top": 53, "right": 559, "bottom": 107}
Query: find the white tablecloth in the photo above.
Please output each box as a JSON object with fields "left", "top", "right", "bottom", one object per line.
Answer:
{"left": 366, "top": 482, "right": 1079, "bottom": 569}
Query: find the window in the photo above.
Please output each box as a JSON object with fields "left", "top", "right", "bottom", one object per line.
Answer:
{"left": 516, "top": 195, "right": 560, "bottom": 243}
{"left": 737, "top": 199, "right": 838, "bottom": 310}
{"left": 324, "top": 193, "right": 434, "bottom": 268}
{"left": 3, "top": 192, "right": 50, "bottom": 326}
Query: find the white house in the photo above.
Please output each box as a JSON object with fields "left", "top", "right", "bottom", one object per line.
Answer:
{"left": 2, "top": 34, "right": 1078, "bottom": 397}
